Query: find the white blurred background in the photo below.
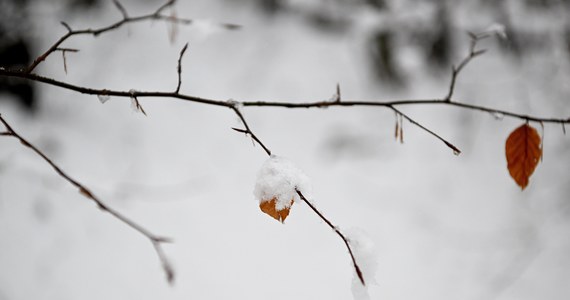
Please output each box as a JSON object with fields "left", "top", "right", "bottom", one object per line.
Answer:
{"left": 1, "top": 0, "right": 569, "bottom": 299}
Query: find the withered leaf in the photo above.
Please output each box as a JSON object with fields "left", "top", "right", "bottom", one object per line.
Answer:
{"left": 505, "top": 124, "right": 542, "bottom": 190}
{"left": 259, "top": 197, "right": 294, "bottom": 223}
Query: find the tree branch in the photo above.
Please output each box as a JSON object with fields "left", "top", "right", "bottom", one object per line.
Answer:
{"left": 295, "top": 189, "right": 366, "bottom": 286}
{"left": 1, "top": 67, "right": 567, "bottom": 141}
{"left": 175, "top": 43, "right": 189, "bottom": 94}
{"left": 391, "top": 106, "right": 461, "bottom": 155}
{"left": 230, "top": 104, "right": 272, "bottom": 156}
{"left": 444, "top": 32, "right": 489, "bottom": 102}
{"left": 0, "top": 114, "right": 174, "bottom": 284}
{"left": 24, "top": 0, "right": 239, "bottom": 73}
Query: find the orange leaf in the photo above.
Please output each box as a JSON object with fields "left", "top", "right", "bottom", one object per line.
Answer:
{"left": 259, "top": 198, "right": 294, "bottom": 223}
{"left": 505, "top": 124, "right": 542, "bottom": 190}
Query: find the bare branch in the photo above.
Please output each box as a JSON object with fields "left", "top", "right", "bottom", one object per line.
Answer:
{"left": 175, "top": 43, "right": 189, "bottom": 94}
{"left": 155, "top": 0, "right": 176, "bottom": 16}
{"left": 391, "top": 106, "right": 461, "bottom": 155}
{"left": 112, "top": 0, "right": 129, "bottom": 19}
{"left": 334, "top": 83, "right": 341, "bottom": 102}
{"left": 296, "top": 189, "right": 366, "bottom": 286}
{"left": 230, "top": 105, "right": 272, "bottom": 156}
{"left": 153, "top": 241, "right": 175, "bottom": 284}
{"left": 129, "top": 91, "right": 148, "bottom": 116}
{"left": 24, "top": 0, "right": 239, "bottom": 73}
{"left": 4, "top": 68, "right": 568, "bottom": 126}
{"left": 0, "top": 114, "right": 172, "bottom": 283}
{"left": 55, "top": 48, "right": 78, "bottom": 74}
{"left": 444, "top": 32, "right": 489, "bottom": 102}
{"left": 1, "top": 67, "right": 568, "bottom": 154}
{"left": 60, "top": 21, "right": 72, "bottom": 33}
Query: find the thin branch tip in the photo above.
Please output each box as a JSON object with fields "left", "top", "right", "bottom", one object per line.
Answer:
{"left": 295, "top": 189, "right": 365, "bottom": 286}
{"left": 60, "top": 21, "right": 72, "bottom": 32}
{"left": 112, "top": 0, "right": 129, "bottom": 19}
{"left": 0, "top": 114, "right": 170, "bottom": 283}
{"left": 175, "top": 42, "right": 189, "bottom": 93}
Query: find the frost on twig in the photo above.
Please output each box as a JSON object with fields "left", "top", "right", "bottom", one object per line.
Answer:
{"left": 345, "top": 228, "right": 378, "bottom": 300}
{"left": 129, "top": 89, "right": 147, "bottom": 115}
{"left": 98, "top": 94, "right": 111, "bottom": 104}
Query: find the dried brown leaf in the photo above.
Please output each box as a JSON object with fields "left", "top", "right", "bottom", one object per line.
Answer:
{"left": 505, "top": 124, "right": 542, "bottom": 190}
{"left": 259, "top": 197, "right": 293, "bottom": 223}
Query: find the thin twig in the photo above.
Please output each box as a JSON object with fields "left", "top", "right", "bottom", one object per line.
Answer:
{"left": 295, "top": 189, "right": 366, "bottom": 286}
{"left": 129, "top": 91, "right": 148, "bottom": 116}
{"left": 175, "top": 43, "right": 188, "bottom": 93}
{"left": 0, "top": 114, "right": 173, "bottom": 284}
{"left": 230, "top": 105, "right": 272, "bottom": 156}
{"left": 155, "top": 0, "right": 176, "bottom": 16}
{"left": 444, "top": 32, "right": 489, "bottom": 102}
{"left": 391, "top": 106, "right": 461, "bottom": 155}
{"left": 55, "top": 48, "right": 79, "bottom": 74}
{"left": 24, "top": 0, "right": 238, "bottom": 73}
{"left": 112, "top": 0, "right": 129, "bottom": 19}
{"left": 60, "top": 21, "right": 72, "bottom": 33}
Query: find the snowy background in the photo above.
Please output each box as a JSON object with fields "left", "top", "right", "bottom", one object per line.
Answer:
{"left": 1, "top": 0, "right": 569, "bottom": 299}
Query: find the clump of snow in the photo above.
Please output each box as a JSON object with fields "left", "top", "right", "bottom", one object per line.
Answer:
{"left": 344, "top": 228, "right": 378, "bottom": 300}
{"left": 253, "top": 155, "right": 312, "bottom": 210}
{"left": 485, "top": 23, "right": 507, "bottom": 39}
{"left": 97, "top": 94, "right": 110, "bottom": 104}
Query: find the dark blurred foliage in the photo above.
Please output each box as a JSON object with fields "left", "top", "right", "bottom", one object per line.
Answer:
{"left": 368, "top": 30, "right": 404, "bottom": 86}
{"left": 0, "top": 0, "right": 101, "bottom": 113}
{"left": 425, "top": 2, "right": 453, "bottom": 69}
{"left": 250, "top": 0, "right": 570, "bottom": 88}
{"left": 0, "top": 40, "right": 35, "bottom": 111}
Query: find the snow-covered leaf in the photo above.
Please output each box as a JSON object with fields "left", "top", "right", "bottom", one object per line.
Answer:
{"left": 254, "top": 155, "right": 312, "bottom": 223}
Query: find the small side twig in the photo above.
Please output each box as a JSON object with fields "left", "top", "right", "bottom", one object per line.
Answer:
{"left": 0, "top": 114, "right": 172, "bottom": 284}
{"left": 55, "top": 48, "right": 79, "bottom": 74}
{"left": 112, "top": 0, "right": 129, "bottom": 19}
{"left": 296, "top": 189, "right": 366, "bottom": 286}
{"left": 391, "top": 106, "right": 461, "bottom": 155}
{"left": 230, "top": 104, "right": 272, "bottom": 156}
{"left": 129, "top": 91, "right": 148, "bottom": 116}
{"left": 175, "top": 43, "right": 188, "bottom": 94}
{"left": 60, "top": 21, "right": 72, "bottom": 33}
{"left": 444, "top": 32, "right": 489, "bottom": 102}
{"left": 155, "top": 0, "right": 176, "bottom": 16}
{"left": 25, "top": 0, "right": 238, "bottom": 73}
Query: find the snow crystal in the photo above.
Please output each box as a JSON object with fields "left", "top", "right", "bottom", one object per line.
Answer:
{"left": 485, "top": 23, "right": 507, "bottom": 39}
{"left": 97, "top": 94, "right": 110, "bottom": 104}
{"left": 344, "top": 228, "right": 378, "bottom": 300}
{"left": 226, "top": 98, "right": 242, "bottom": 108}
{"left": 253, "top": 155, "right": 312, "bottom": 210}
